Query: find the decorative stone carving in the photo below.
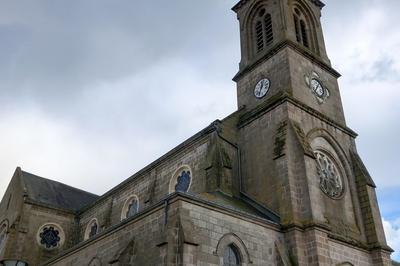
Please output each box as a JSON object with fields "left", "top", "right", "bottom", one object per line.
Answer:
{"left": 38, "top": 224, "right": 63, "bottom": 249}
{"left": 315, "top": 150, "right": 344, "bottom": 199}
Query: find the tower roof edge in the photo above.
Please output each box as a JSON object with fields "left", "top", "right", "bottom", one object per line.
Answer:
{"left": 232, "top": 0, "right": 325, "bottom": 13}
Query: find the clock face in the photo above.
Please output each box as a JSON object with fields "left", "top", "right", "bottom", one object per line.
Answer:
{"left": 310, "top": 78, "right": 325, "bottom": 98}
{"left": 254, "top": 78, "right": 270, "bottom": 99}
{"left": 305, "top": 72, "right": 330, "bottom": 104}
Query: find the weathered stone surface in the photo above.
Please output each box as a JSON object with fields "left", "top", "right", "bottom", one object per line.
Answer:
{"left": 0, "top": 0, "right": 393, "bottom": 265}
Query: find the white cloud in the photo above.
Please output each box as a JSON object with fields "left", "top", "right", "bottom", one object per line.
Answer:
{"left": 383, "top": 218, "right": 400, "bottom": 261}
{"left": 0, "top": 58, "right": 237, "bottom": 198}
{"left": 323, "top": 0, "right": 400, "bottom": 189}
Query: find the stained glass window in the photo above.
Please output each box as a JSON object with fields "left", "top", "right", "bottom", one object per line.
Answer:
{"left": 89, "top": 221, "right": 98, "bottom": 238}
{"left": 175, "top": 170, "right": 191, "bottom": 192}
{"left": 39, "top": 226, "right": 61, "bottom": 249}
{"left": 126, "top": 198, "right": 139, "bottom": 218}
{"left": 223, "top": 244, "right": 240, "bottom": 266}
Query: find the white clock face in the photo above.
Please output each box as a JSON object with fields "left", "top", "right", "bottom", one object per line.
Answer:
{"left": 304, "top": 72, "right": 330, "bottom": 104}
{"left": 254, "top": 78, "right": 270, "bottom": 99}
{"left": 310, "top": 79, "right": 325, "bottom": 98}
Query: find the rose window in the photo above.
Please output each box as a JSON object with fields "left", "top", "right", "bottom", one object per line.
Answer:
{"left": 315, "top": 151, "right": 343, "bottom": 198}
{"left": 39, "top": 225, "right": 61, "bottom": 249}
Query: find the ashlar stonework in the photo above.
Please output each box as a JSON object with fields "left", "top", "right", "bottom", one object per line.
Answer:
{"left": 0, "top": 0, "right": 394, "bottom": 265}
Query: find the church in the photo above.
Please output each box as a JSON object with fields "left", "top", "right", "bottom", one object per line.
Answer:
{"left": 0, "top": 0, "right": 394, "bottom": 265}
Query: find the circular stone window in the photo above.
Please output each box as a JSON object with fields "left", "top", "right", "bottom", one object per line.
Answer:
{"left": 314, "top": 150, "right": 344, "bottom": 199}
{"left": 169, "top": 166, "right": 193, "bottom": 193}
{"left": 37, "top": 223, "right": 65, "bottom": 250}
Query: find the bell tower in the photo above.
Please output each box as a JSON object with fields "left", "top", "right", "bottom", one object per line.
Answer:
{"left": 232, "top": 0, "right": 392, "bottom": 265}
{"left": 233, "top": 0, "right": 346, "bottom": 124}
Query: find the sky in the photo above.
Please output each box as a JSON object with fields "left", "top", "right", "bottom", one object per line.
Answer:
{"left": 0, "top": 0, "right": 399, "bottom": 261}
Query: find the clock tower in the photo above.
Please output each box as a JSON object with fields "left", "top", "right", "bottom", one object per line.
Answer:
{"left": 232, "top": 0, "right": 392, "bottom": 264}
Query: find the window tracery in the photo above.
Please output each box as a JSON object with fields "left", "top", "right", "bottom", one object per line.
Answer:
{"left": 315, "top": 150, "right": 344, "bottom": 199}
{"left": 37, "top": 223, "right": 64, "bottom": 250}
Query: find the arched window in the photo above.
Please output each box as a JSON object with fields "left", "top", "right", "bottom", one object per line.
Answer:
{"left": 84, "top": 218, "right": 99, "bottom": 240}
{"left": 253, "top": 8, "right": 274, "bottom": 54}
{"left": 121, "top": 195, "right": 140, "bottom": 220}
{"left": 293, "top": 8, "right": 310, "bottom": 49}
{"left": 216, "top": 233, "right": 251, "bottom": 265}
{"left": 223, "top": 244, "right": 241, "bottom": 266}
{"left": 169, "top": 165, "right": 193, "bottom": 193}
{"left": 175, "top": 170, "right": 191, "bottom": 192}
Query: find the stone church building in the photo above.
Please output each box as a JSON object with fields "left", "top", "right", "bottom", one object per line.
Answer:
{"left": 0, "top": 0, "right": 394, "bottom": 265}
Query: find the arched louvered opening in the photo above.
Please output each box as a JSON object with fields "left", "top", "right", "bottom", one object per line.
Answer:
{"left": 300, "top": 20, "right": 309, "bottom": 48}
{"left": 253, "top": 8, "right": 274, "bottom": 55}
{"left": 264, "top": 14, "right": 273, "bottom": 46}
{"left": 255, "top": 21, "right": 264, "bottom": 52}
{"left": 293, "top": 7, "right": 314, "bottom": 51}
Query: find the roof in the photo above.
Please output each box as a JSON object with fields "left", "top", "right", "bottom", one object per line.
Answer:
{"left": 20, "top": 170, "right": 99, "bottom": 212}
{"left": 198, "top": 191, "right": 280, "bottom": 223}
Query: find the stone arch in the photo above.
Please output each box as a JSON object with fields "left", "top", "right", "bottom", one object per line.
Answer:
{"left": 169, "top": 165, "right": 193, "bottom": 194}
{"left": 337, "top": 262, "right": 354, "bottom": 266}
{"left": 121, "top": 194, "right": 140, "bottom": 221}
{"left": 84, "top": 218, "right": 99, "bottom": 240}
{"left": 242, "top": 0, "right": 275, "bottom": 59}
{"left": 306, "top": 127, "right": 352, "bottom": 178}
{"left": 291, "top": 0, "right": 319, "bottom": 53}
{"left": 88, "top": 256, "right": 102, "bottom": 266}
{"left": 306, "top": 128, "right": 352, "bottom": 199}
{"left": 215, "top": 233, "right": 251, "bottom": 265}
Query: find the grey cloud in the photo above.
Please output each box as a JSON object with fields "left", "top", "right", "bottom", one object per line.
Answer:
{"left": 0, "top": 0, "right": 238, "bottom": 112}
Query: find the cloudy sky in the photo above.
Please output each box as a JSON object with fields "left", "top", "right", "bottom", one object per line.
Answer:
{"left": 0, "top": 0, "right": 399, "bottom": 260}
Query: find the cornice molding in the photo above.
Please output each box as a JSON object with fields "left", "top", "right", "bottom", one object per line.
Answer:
{"left": 238, "top": 92, "right": 358, "bottom": 138}
{"left": 232, "top": 0, "right": 325, "bottom": 13}
{"left": 233, "top": 40, "right": 340, "bottom": 82}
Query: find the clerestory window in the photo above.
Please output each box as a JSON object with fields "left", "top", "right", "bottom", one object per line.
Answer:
{"left": 254, "top": 8, "right": 274, "bottom": 54}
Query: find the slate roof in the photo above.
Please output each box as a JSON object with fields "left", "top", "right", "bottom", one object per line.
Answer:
{"left": 198, "top": 191, "right": 280, "bottom": 224}
{"left": 20, "top": 170, "right": 99, "bottom": 212}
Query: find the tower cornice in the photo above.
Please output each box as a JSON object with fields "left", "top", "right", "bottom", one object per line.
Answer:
{"left": 233, "top": 40, "right": 340, "bottom": 83}
{"left": 232, "top": 0, "right": 325, "bottom": 13}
